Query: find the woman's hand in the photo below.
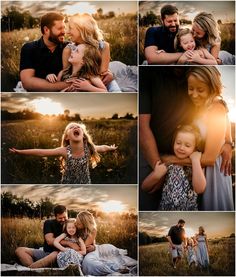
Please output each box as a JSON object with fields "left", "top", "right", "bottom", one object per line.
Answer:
{"left": 220, "top": 143, "right": 232, "bottom": 176}
{"left": 101, "top": 70, "right": 113, "bottom": 85}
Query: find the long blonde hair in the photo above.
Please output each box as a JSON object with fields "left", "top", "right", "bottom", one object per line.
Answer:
{"left": 61, "top": 44, "right": 102, "bottom": 81}
{"left": 174, "top": 28, "right": 196, "bottom": 52}
{"left": 76, "top": 210, "right": 97, "bottom": 240}
{"left": 61, "top": 122, "right": 100, "bottom": 169}
{"left": 193, "top": 12, "right": 221, "bottom": 46}
{"left": 69, "top": 13, "right": 104, "bottom": 48}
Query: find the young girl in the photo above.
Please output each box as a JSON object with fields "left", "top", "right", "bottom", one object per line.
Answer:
{"left": 186, "top": 238, "right": 197, "bottom": 267}
{"left": 54, "top": 218, "right": 86, "bottom": 268}
{"left": 142, "top": 124, "right": 206, "bottom": 211}
{"left": 63, "top": 13, "right": 120, "bottom": 92}
{"left": 192, "top": 12, "right": 235, "bottom": 65}
{"left": 46, "top": 44, "right": 108, "bottom": 92}
{"left": 9, "top": 122, "right": 117, "bottom": 184}
{"left": 174, "top": 28, "right": 217, "bottom": 65}
{"left": 195, "top": 226, "right": 209, "bottom": 268}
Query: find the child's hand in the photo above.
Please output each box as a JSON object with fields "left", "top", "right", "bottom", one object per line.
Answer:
{"left": 46, "top": 74, "right": 57, "bottom": 83}
{"left": 189, "top": 151, "right": 202, "bottom": 162}
{"left": 9, "top": 148, "right": 20, "bottom": 154}
{"left": 108, "top": 144, "right": 118, "bottom": 151}
{"left": 153, "top": 160, "right": 168, "bottom": 176}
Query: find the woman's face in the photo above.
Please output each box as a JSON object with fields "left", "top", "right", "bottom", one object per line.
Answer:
{"left": 76, "top": 218, "right": 84, "bottom": 230}
{"left": 180, "top": 33, "right": 196, "bottom": 51}
{"left": 173, "top": 131, "right": 196, "bottom": 159}
{"left": 67, "top": 21, "right": 82, "bottom": 43}
{"left": 66, "top": 222, "right": 77, "bottom": 236}
{"left": 192, "top": 22, "right": 205, "bottom": 39}
{"left": 68, "top": 44, "right": 85, "bottom": 66}
{"left": 188, "top": 74, "right": 210, "bottom": 107}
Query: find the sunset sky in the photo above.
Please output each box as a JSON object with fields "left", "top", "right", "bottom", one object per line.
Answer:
{"left": 1, "top": 93, "right": 137, "bottom": 119}
{"left": 1, "top": 185, "right": 137, "bottom": 213}
{"left": 139, "top": 212, "right": 235, "bottom": 239}
{"left": 139, "top": 1, "right": 235, "bottom": 23}
{"left": 1, "top": 1, "right": 137, "bottom": 17}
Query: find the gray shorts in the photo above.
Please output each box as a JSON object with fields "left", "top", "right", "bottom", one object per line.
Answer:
{"left": 171, "top": 244, "right": 183, "bottom": 258}
{"left": 33, "top": 249, "right": 50, "bottom": 261}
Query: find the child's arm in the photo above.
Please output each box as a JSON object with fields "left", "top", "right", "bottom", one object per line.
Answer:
{"left": 78, "top": 237, "right": 86, "bottom": 255}
{"left": 141, "top": 160, "right": 167, "bottom": 193}
{"left": 53, "top": 233, "right": 67, "bottom": 252}
{"left": 9, "top": 147, "right": 66, "bottom": 157}
{"left": 62, "top": 47, "right": 72, "bottom": 69}
{"left": 190, "top": 151, "right": 206, "bottom": 194}
{"left": 95, "top": 144, "right": 117, "bottom": 153}
{"left": 186, "top": 50, "right": 217, "bottom": 65}
{"left": 90, "top": 76, "right": 108, "bottom": 92}
{"left": 100, "top": 41, "right": 113, "bottom": 86}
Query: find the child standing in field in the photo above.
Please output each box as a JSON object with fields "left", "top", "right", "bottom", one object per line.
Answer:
{"left": 9, "top": 122, "right": 117, "bottom": 184}
{"left": 54, "top": 218, "right": 86, "bottom": 268}
{"left": 195, "top": 226, "right": 209, "bottom": 268}
{"left": 186, "top": 238, "right": 197, "bottom": 267}
{"left": 174, "top": 28, "right": 217, "bottom": 65}
{"left": 142, "top": 124, "right": 206, "bottom": 210}
{"left": 46, "top": 44, "right": 108, "bottom": 92}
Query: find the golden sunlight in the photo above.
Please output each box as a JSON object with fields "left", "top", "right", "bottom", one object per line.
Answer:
{"left": 184, "top": 227, "right": 196, "bottom": 238}
{"left": 100, "top": 200, "right": 126, "bottom": 213}
{"left": 228, "top": 108, "right": 236, "bottom": 123}
{"left": 64, "top": 2, "right": 96, "bottom": 15}
{"left": 31, "top": 98, "right": 64, "bottom": 115}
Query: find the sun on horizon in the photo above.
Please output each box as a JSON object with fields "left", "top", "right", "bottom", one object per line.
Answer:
{"left": 99, "top": 200, "right": 126, "bottom": 213}
{"left": 30, "top": 98, "right": 64, "bottom": 115}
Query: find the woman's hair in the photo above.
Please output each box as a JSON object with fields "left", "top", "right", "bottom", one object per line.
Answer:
{"left": 174, "top": 28, "right": 195, "bottom": 52}
{"left": 76, "top": 210, "right": 97, "bottom": 240}
{"left": 172, "top": 124, "right": 203, "bottom": 152}
{"left": 69, "top": 13, "right": 103, "bottom": 48}
{"left": 186, "top": 66, "right": 223, "bottom": 107}
{"left": 61, "top": 122, "right": 100, "bottom": 169}
{"left": 61, "top": 44, "right": 102, "bottom": 81}
{"left": 193, "top": 12, "right": 221, "bottom": 46}
{"left": 199, "top": 226, "right": 205, "bottom": 235}
{"left": 63, "top": 218, "right": 78, "bottom": 237}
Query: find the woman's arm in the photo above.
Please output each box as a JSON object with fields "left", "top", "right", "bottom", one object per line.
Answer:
{"left": 64, "top": 78, "right": 107, "bottom": 92}
{"left": 90, "top": 77, "right": 108, "bottom": 92}
{"left": 9, "top": 147, "right": 66, "bottom": 157}
{"left": 53, "top": 233, "right": 67, "bottom": 252}
{"left": 205, "top": 235, "right": 209, "bottom": 252}
{"left": 201, "top": 48, "right": 217, "bottom": 63}
{"left": 62, "top": 47, "right": 72, "bottom": 69}
{"left": 100, "top": 41, "right": 113, "bottom": 85}
{"left": 84, "top": 229, "right": 97, "bottom": 253}
{"left": 210, "top": 42, "right": 221, "bottom": 62}
{"left": 95, "top": 144, "right": 117, "bottom": 153}
{"left": 78, "top": 237, "right": 86, "bottom": 255}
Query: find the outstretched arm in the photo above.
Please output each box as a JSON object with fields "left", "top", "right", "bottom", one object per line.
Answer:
{"left": 95, "top": 144, "right": 117, "bottom": 153}
{"left": 145, "top": 46, "right": 183, "bottom": 64}
{"left": 53, "top": 233, "right": 67, "bottom": 252}
{"left": 9, "top": 147, "right": 66, "bottom": 157}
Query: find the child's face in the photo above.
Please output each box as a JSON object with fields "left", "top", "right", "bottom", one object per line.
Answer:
{"left": 67, "top": 22, "right": 83, "bottom": 43}
{"left": 66, "top": 222, "right": 77, "bottom": 236}
{"left": 180, "top": 33, "right": 196, "bottom": 51}
{"left": 188, "top": 74, "right": 210, "bottom": 107}
{"left": 174, "top": 131, "right": 196, "bottom": 159}
{"left": 66, "top": 123, "right": 84, "bottom": 142}
{"left": 68, "top": 44, "right": 85, "bottom": 66}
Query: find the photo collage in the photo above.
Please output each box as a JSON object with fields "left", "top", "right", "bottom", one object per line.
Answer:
{"left": 1, "top": 0, "right": 235, "bottom": 276}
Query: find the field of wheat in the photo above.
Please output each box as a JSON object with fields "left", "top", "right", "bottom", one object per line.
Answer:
{"left": 1, "top": 118, "right": 137, "bottom": 184}
{"left": 1, "top": 15, "right": 137, "bottom": 91}
{"left": 139, "top": 239, "right": 235, "bottom": 276}
{"left": 1, "top": 214, "right": 137, "bottom": 265}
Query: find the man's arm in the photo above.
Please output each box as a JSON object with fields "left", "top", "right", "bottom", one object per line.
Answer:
{"left": 145, "top": 46, "right": 182, "bottom": 65}
{"left": 20, "top": 69, "right": 69, "bottom": 92}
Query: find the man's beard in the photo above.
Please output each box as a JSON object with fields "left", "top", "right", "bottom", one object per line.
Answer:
{"left": 48, "top": 31, "right": 64, "bottom": 45}
{"left": 164, "top": 25, "right": 179, "bottom": 34}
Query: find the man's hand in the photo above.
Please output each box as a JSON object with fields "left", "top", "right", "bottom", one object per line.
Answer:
{"left": 220, "top": 143, "right": 232, "bottom": 176}
{"left": 86, "top": 245, "right": 96, "bottom": 253}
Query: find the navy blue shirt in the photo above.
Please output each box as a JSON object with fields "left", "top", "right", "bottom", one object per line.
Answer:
{"left": 20, "top": 37, "right": 67, "bottom": 79}
{"left": 168, "top": 225, "right": 185, "bottom": 245}
{"left": 43, "top": 219, "right": 63, "bottom": 252}
{"left": 144, "top": 26, "right": 177, "bottom": 53}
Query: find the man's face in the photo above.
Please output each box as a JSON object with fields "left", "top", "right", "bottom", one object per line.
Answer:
{"left": 55, "top": 212, "right": 68, "bottom": 224}
{"left": 47, "top": 20, "right": 65, "bottom": 44}
{"left": 162, "top": 13, "right": 179, "bottom": 33}
{"left": 178, "top": 222, "right": 185, "bottom": 228}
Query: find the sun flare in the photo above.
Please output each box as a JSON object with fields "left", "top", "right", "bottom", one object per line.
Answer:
{"left": 99, "top": 200, "right": 126, "bottom": 213}
{"left": 184, "top": 227, "right": 196, "bottom": 238}
{"left": 31, "top": 98, "right": 64, "bottom": 115}
{"left": 64, "top": 2, "right": 96, "bottom": 15}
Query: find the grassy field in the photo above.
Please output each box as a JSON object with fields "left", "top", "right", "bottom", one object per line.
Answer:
{"left": 1, "top": 15, "right": 137, "bottom": 92}
{"left": 139, "top": 23, "right": 235, "bottom": 64}
{"left": 1, "top": 214, "right": 137, "bottom": 264}
{"left": 139, "top": 239, "right": 235, "bottom": 276}
{"left": 1, "top": 118, "right": 137, "bottom": 184}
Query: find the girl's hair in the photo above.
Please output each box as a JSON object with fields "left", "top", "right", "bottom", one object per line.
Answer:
{"left": 172, "top": 124, "right": 203, "bottom": 152}
{"left": 174, "top": 28, "right": 196, "bottom": 52}
{"left": 61, "top": 44, "right": 102, "bottom": 81}
{"left": 61, "top": 122, "right": 100, "bottom": 169}
{"left": 69, "top": 13, "right": 103, "bottom": 48}
{"left": 76, "top": 210, "right": 97, "bottom": 240}
{"left": 193, "top": 12, "right": 221, "bottom": 46}
{"left": 63, "top": 218, "right": 78, "bottom": 237}
{"left": 186, "top": 66, "right": 224, "bottom": 107}
{"left": 187, "top": 238, "right": 194, "bottom": 246}
{"left": 199, "top": 226, "right": 205, "bottom": 235}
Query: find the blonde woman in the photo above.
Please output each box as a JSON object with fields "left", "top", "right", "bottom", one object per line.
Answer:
{"left": 195, "top": 226, "right": 209, "bottom": 268}
{"left": 192, "top": 12, "right": 235, "bottom": 65}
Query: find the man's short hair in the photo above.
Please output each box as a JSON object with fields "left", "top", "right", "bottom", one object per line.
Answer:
{"left": 161, "top": 5, "right": 178, "bottom": 20}
{"left": 40, "top": 12, "right": 64, "bottom": 34}
{"left": 54, "top": 205, "right": 66, "bottom": 216}
{"left": 178, "top": 219, "right": 185, "bottom": 224}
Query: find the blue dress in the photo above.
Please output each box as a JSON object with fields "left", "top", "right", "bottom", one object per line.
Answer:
{"left": 196, "top": 235, "right": 209, "bottom": 267}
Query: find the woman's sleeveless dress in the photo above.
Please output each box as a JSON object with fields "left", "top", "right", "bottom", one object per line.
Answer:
{"left": 61, "top": 144, "right": 91, "bottom": 184}
{"left": 196, "top": 235, "right": 209, "bottom": 267}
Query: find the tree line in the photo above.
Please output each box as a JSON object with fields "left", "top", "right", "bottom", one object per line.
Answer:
{"left": 139, "top": 231, "right": 168, "bottom": 245}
